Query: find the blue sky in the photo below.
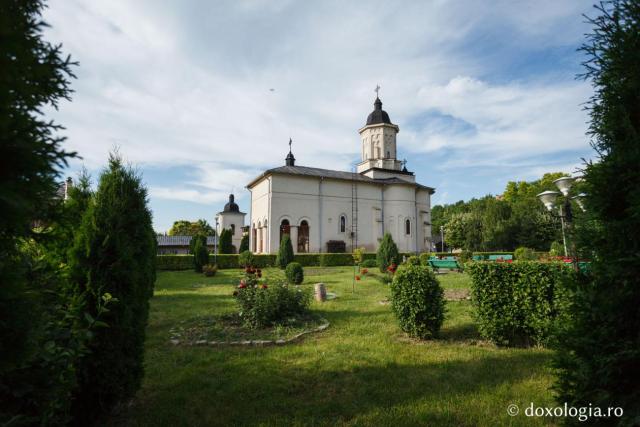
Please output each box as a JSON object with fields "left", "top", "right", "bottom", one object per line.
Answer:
{"left": 43, "top": 0, "right": 597, "bottom": 232}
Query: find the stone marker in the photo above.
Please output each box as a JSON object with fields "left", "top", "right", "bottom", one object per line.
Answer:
{"left": 314, "top": 283, "right": 327, "bottom": 302}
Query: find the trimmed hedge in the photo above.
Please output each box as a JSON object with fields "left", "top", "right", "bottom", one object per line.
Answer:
{"left": 158, "top": 252, "right": 430, "bottom": 270}
{"left": 467, "top": 261, "right": 575, "bottom": 347}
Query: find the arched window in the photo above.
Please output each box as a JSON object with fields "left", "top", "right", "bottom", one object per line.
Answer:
{"left": 298, "top": 220, "right": 309, "bottom": 253}
{"left": 405, "top": 219, "right": 411, "bottom": 235}
{"left": 230, "top": 224, "right": 235, "bottom": 235}
{"left": 280, "top": 219, "right": 290, "bottom": 243}
{"left": 339, "top": 215, "right": 346, "bottom": 233}
{"left": 386, "top": 150, "right": 390, "bottom": 158}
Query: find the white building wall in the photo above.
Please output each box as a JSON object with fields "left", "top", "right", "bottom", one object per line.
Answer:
{"left": 248, "top": 173, "right": 432, "bottom": 254}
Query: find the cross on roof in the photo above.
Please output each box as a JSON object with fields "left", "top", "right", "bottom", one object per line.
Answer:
{"left": 288, "top": 137, "right": 292, "bottom": 152}
{"left": 375, "top": 84, "right": 380, "bottom": 97}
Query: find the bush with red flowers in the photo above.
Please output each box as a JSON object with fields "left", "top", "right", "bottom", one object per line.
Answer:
{"left": 233, "top": 269, "right": 311, "bottom": 328}
{"left": 355, "top": 275, "right": 361, "bottom": 281}
{"left": 361, "top": 268, "right": 368, "bottom": 275}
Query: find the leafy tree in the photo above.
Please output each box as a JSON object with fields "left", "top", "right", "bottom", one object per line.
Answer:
{"left": 219, "top": 228, "right": 233, "bottom": 254}
{"left": 377, "top": 232, "right": 399, "bottom": 272}
{"left": 239, "top": 234, "right": 249, "bottom": 253}
{"left": 69, "top": 153, "right": 156, "bottom": 423}
{"left": 193, "top": 237, "right": 209, "bottom": 273}
{"left": 276, "top": 234, "right": 294, "bottom": 269}
{"left": 554, "top": 2, "right": 640, "bottom": 423}
{"left": 0, "top": 0, "right": 76, "bottom": 373}
{"left": 189, "top": 233, "right": 207, "bottom": 254}
{"left": 168, "top": 219, "right": 214, "bottom": 236}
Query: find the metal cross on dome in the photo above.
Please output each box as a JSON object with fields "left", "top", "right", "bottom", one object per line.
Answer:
{"left": 375, "top": 84, "right": 380, "bottom": 97}
{"left": 288, "top": 138, "right": 292, "bottom": 151}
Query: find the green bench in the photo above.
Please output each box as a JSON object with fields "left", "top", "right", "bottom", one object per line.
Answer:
{"left": 428, "top": 259, "right": 463, "bottom": 272}
{"left": 488, "top": 254, "right": 513, "bottom": 261}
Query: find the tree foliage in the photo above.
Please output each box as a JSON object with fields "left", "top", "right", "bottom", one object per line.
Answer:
{"left": 276, "top": 234, "right": 294, "bottom": 269}
{"left": 69, "top": 153, "right": 156, "bottom": 422}
{"left": 168, "top": 219, "right": 214, "bottom": 236}
{"left": 193, "top": 237, "right": 209, "bottom": 273}
{"left": 239, "top": 234, "right": 249, "bottom": 253}
{"left": 432, "top": 172, "right": 566, "bottom": 252}
{"left": 554, "top": 2, "right": 640, "bottom": 423}
{"left": 218, "top": 228, "right": 233, "bottom": 254}
{"left": 376, "top": 232, "right": 399, "bottom": 272}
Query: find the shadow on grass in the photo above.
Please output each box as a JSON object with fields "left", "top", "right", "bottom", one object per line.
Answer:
{"left": 116, "top": 350, "right": 551, "bottom": 426}
{"left": 439, "top": 322, "right": 482, "bottom": 342}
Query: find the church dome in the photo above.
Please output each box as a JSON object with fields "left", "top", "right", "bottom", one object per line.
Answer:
{"left": 222, "top": 194, "right": 240, "bottom": 213}
{"left": 366, "top": 97, "right": 392, "bottom": 125}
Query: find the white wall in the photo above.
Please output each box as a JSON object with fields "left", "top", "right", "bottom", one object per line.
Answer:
{"left": 248, "top": 173, "right": 433, "bottom": 254}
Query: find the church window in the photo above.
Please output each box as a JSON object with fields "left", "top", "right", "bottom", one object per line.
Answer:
{"left": 339, "top": 215, "right": 346, "bottom": 233}
{"left": 230, "top": 224, "right": 235, "bottom": 235}
{"left": 405, "top": 219, "right": 411, "bottom": 235}
{"left": 298, "top": 220, "right": 309, "bottom": 253}
{"left": 386, "top": 151, "right": 390, "bottom": 158}
{"left": 280, "top": 219, "right": 290, "bottom": 243}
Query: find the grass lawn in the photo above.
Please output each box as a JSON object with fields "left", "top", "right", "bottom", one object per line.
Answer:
{"left": 110, "top": 267, "right": 556, "bottom": 426}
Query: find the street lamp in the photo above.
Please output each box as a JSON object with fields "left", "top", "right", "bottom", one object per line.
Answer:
{"left": 214, "top": 215, "right": 219, "bottom": 266}
{"left": 440, "top": 225, "right": 445, "bottom": 253}
{"left": 537, "top": 176, "right": 581, "bottom": 270}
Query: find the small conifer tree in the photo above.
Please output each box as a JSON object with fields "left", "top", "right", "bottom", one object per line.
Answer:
{"left": 377, "top": 232, "right": 399, "bottom": 272}
{"left": 277, "top": 234, "right": 294, "bottom": 269}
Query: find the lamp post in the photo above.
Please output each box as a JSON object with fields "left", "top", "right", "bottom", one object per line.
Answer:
{"left": 214, "top": 215, "right": 219, "bottom": 266}
{"left": 537, "top": 176, "right": 584, "bottom": 271}
{"left": 440, "top": 225, "right": 445, "bottom": 253}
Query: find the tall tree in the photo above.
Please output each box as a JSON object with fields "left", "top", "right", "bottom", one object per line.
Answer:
{"left": 554, "top": 1, "right": 640, "bottom": 424}
{"left": 218, "top": 228, "right": 233, "bottom": 254}
{"left": 0, "top": 0, "right": 76, "bottom": 372}
{"left": 70, "top": 153, "right": 156, "bottom": 422}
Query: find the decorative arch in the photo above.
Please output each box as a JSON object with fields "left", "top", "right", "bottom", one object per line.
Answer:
{"left": 279, "top": 218, "right": 290, "bottom": 243}
{"left": 339, "top": 214, "right": 347, "bottom": 233}
{"left": 298, "top": 219, "right": 310, "bottom": 253}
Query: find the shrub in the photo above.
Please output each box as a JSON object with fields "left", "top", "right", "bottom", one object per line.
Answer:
{"left": 202, "top": 264, "right": 218, "bottom": 277}
{"left": 419, "top": 252, "right": 431, "bottom": 266}
{"left": 466, "top": 261, "right": 574, "bottom": 346}
{"left": 377, "top": 233, "right": 399, "bottom": 272}
{"left": 234, "top": 269, "right": 311, "bottom": 328}
{"left": 390, "top": 264, "right": 445, "bottom": 339}
{"left": 320, "top": 253, "right": 354, "bottom": 266}
{"left": 405, "top": 255, "right": 421, "bottom": 266}
{"left": 293, "top": 253, "right": 321, "bottom": 266}
{"left": 157, "top": 255, "right": 194, "bottom": 270}
{"left": 219, "top": 228, "right": 233, "bottom": 254}
{"left": 276, "top": 234, "right": 294, "bottom": 269}
{"left": 361, "top": 259, "right": 378, "bottom": 268}
{"left": 189, "top": 234, "right": 207, "bottom": 254}
{"left": 549, "top": 241, "right": 564, "bottom": 257}
{"left": 69, "top": 153, "right": 156, "bottom": 423}
{"left": 238, "top": 250, "right": 255, "bottom": 267}
{"left": 193, "top": 238, "right": 209, "bottom": 273}
{"left": 239, "top": 234, "right": 249, "bottom": 253}
{"left": 326, "top": 240, "right": 346, "bottom": 253}
{"left": 458, "top": 250, "right": 473, "bottom": 263}
{"left": 514, "top": 246, "right": 537, "bottom": 261}
{"left": 285, "top": 262, "right": 304, "bottom": 284}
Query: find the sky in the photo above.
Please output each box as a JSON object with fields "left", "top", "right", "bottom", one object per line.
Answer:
{"left": 43, "top": 0, "right": 598, "bottom": 232}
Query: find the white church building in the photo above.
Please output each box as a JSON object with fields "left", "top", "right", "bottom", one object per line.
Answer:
{"left": 246, "top": 95, "right": 435, "bottom": 255}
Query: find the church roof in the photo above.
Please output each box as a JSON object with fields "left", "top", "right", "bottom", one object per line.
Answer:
{"left": 218, "top": 194, "right": 245, "bottom": 215}
{"left": 246, "top": 165, "right": 435, "bottom": 193}
{"left": 366, "top": 97, "right": 392, "bottom": 125}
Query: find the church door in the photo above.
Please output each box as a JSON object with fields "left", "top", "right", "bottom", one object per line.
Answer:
{"left": 298, "top": 220, "right": 309, "bottom": 253}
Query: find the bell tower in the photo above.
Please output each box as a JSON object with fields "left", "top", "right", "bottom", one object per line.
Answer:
{"left": 356, "top": 93, "right": 401, "bottom": 174}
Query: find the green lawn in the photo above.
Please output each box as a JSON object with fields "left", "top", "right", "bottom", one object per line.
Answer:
{"left": 111, "top": 267, "right": 555, "bottom": 426}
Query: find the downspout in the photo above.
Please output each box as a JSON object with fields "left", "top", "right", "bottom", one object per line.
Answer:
{"left": 267, "top": 177, "right": 272, "bottom": 253}
{"left": 381, "top": 184, "right": 385, "bottom": 236}
{"left": 414, "top": 187, "right": 419, "bottom": 254}
{"left": 319, "top": 177, "right": 324, "bottom": 253}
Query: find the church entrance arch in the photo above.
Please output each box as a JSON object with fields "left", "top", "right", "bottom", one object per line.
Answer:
{"left": 280, "top": 219, "right": 290, "bottom": 243}
{"left": 298, "top": 220, "right": 309, "bottom": 253}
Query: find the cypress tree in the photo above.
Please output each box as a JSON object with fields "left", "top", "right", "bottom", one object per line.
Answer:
{"left": 193, "top": 238, "right": 209, "bottom": 273}
{"left": 70, "top": 153, "right": 156, "bottom": 422}
{"left": 377, "top": 232, "right": 399, "bottom": 273}
{"left": 219, "top": 228, "right": 233, "bottom": 254}
{"left": 554, "top": 1, "right": 640, "bottom": 423}
{"left": 276, "top": 234, "right": 294, "bottom": 269}
{"left": 239, "top": 234, "right": 249, "bottom": 253}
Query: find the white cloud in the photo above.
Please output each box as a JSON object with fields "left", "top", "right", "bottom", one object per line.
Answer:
{"left": 42, "top": 0, "right": 595, "bottom": 216}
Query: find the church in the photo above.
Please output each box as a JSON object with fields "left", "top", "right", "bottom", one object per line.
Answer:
{"left": 245, "top": 94, "right": 435, "bottom": 255}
